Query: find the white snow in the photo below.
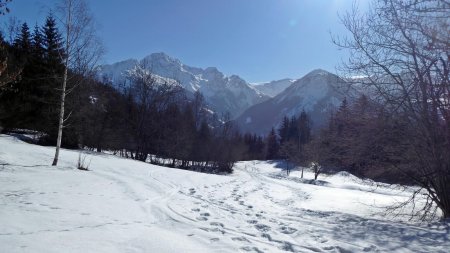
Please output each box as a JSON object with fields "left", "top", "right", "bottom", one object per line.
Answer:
{"left": 252, "top": 79, "right": 296, "bottom": 98}
{"left": 1, "top": 135, "right": 449, "bottom": 253}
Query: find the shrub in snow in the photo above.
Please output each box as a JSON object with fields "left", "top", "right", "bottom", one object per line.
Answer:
{"left": 77, "top": 152, "right": 91, "bottom": 171}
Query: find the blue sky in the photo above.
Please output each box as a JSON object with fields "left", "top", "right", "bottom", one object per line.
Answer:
{"left": 4, "top": 0, "right": 368, "bottom": 83}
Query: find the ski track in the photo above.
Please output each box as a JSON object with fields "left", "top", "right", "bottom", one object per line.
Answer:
{"left": 0, "top": 135, "right": 449, "bottom": 252}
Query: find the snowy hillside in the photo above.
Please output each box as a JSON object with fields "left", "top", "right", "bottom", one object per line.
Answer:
{"left": 252, "top": 78, "right": 296, "bottom": 97}
{"left": 1, "top": 135, "right": 449, "bottom": 253}
{"left": 98, "top": 53, "right": 269, "bottom": 118}
{"left": 237, "top": 69, "right": 348, "bottom": 135}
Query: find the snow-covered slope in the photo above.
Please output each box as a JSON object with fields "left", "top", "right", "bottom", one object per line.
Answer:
{"left": 98, "top": 53, "right": 269, "bottom": 118}
{"left": 236, "top": 69, "right": 348, "bottom": 135}
{"left": 1, "top": 135, "right": 448, "bottom": 253}
{"left": 252, "top": 78, "right": 296, "bottom": 97}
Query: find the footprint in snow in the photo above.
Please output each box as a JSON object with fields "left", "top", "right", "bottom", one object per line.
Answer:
{"left": 279, "top": 226, "right": 297, "bottom": 234}
{"left": 247, "top": 220, "right": 258, "bottom": 224}
{"left": 255, "top": 224, "right": 271, "bottom": 232}
{"left": 363, "top": 245, "right": 378, "bottom": 252}
{"left": 232, "top": 237, "right": 250, "bottom": 242}
{"left": 240, "top": 246, "right": 264, "bottom": 253}
{"left": 210, "top": 222, "right": 224, "bottom": 227}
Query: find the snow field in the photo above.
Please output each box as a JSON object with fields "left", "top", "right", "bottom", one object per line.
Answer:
{"left": 0, "top": 135, "right": 449, "bottom": 252}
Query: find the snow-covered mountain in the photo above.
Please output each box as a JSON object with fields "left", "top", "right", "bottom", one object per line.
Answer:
{"left": 236, "top": 69, "right": 348, "bottom": 135}
{"left": 252, "top": 78, "right": 296, "bottom": 97}
{"left": 98, "top": 53, "right": 269, "bottom": 118}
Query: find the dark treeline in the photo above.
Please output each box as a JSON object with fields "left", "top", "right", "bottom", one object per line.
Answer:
{"left": 0, "top": 16, "right": 63, "bottom": 142}
{"left": 264, "top": 95, "right": 440, "bottom": 184}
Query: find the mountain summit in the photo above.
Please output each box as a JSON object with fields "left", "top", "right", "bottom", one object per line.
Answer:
{"left": 98, "top": 53, "right": 269, "bottom": 118}
{"left": 236, "top": 69, "right": 347, "bottom": 135}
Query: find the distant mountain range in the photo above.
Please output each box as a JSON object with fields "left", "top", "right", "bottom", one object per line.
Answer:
{"left": 98, "top": 53, "right": 348, "bottom": 135}
{"left": 98, "top": 53, "right": 269, "bottom": 118}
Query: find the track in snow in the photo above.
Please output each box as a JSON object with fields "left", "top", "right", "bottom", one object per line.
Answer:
{"left": 0, "top": 135, "right": 449, "bottom": 253}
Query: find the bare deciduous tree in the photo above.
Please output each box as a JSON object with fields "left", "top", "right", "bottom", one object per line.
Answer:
{"left": 52, "top": 0, "right": 103, "bottom": 166}
{"left": 334, "top": 0, "right": 450, "bottom": 220}
{"left": 0, "top": 0, "right": 12, "bottom": 16}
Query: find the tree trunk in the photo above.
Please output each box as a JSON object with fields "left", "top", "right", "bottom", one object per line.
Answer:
{"left": 52, "top": 64, "right": 68, "bottom": 166}
{"left": 52, "top": 1, "right": 72, "bottom": 166}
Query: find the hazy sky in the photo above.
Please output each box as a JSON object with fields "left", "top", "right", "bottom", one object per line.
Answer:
{"left": 5, "top": 0, "right": 368, "bottom": 83}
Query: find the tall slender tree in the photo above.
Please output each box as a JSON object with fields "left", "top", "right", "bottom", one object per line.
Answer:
{"left": 52, "top": 0, "right": 103, "bottom": 165}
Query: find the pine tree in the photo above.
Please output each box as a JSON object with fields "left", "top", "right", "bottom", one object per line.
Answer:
{"left": 278, "top": 116, "right": 290, "bottom": 144}
{"left": 14, "top": 22, "right": 31, "bottom": 53}
{"left": 266, "top": 127, "right": 279, "bottom": 160}
{"left": 38, "top": 14, "right": 64, "bottom": 144}
{"left": 42, "top": 14, "right": 64, "bottom": 75}
{"left": 31, "top": 24, "right": 44, "bottom": 59}
{"left": 298, "top": 110, "right": 311, "bottom": 145}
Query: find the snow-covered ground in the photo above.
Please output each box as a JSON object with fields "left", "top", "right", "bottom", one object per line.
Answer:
{"left": 0, "top": 135, "right": 449, "bottom": 252}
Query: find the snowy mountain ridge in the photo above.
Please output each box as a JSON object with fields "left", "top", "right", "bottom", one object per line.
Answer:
{"left": 98, "top": 52, "right": 269, "bottom": 118}
{"left": 237, "top": 69, "right": 348, "bottom": 135}
{"left": 252, "top": 78, "right": 297, "bottom": 97}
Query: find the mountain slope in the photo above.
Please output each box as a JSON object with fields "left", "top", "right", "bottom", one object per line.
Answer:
{"left": 1, "top": 135, "right": 447, "bottom": 253}
{"left": 252, "top": 78, "right": 296, "bottom": 97}
{"left": 236, "top": 69, "right": 347, "bottom": 135}
{"left": 98, "top": 53, "right": 269, "bottom": 118}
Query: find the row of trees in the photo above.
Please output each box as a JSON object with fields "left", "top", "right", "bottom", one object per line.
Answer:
{"left": 0, "top": 15, "right": 64, "bottom": 142}
{"left": 0, "top": 0, "right": 101, "bottom": 166}
{"left": 86, "top": 65, "right": 245, "bottom": 173}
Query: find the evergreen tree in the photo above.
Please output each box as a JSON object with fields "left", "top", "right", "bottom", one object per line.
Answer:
{"left": 40, "top": 14, "right": 64, "bottom": 144}
{"left": 278, "top": 116, "right": 290, "bottom": 144}
{"left": 266, "top": 127, "right": 279, "bottom": 160}
{"left": 298, "top": 110, "right": 311, "bottom": 145}
{"left": 31, "top": 24, "right": 44, "bottom": 59}
{"left": 288, "top": 116, "right": 299, "bottom": 143}
{"left": 42, "top": 14, "right": 63, "bottom": 74}
{"left": 14, "top": 22, "right": 31, "bottom": 53}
